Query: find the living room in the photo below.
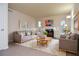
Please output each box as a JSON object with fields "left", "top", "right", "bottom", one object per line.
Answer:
{"left": 0, "top": 3, "right": 79, "bottom": 56}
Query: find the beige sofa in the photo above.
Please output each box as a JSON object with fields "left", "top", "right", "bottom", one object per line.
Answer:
{"left": 13, "top": 31, "right": 37, "bottom": 43}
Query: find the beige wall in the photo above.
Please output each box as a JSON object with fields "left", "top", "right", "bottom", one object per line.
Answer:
{"left": 8, "top": 8, "right": 36, "bottom": 42}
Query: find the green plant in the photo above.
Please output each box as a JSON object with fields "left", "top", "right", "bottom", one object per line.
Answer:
{"left": 43, "top": 31, "right": 48, "bottom": 35}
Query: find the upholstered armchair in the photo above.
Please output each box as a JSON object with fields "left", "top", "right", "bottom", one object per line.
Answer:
{"left": 59, "top": 33, "right": 79, "bottom": 55}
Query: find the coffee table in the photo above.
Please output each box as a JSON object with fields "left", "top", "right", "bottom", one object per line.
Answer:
{"left": 37, "top": 37, "right": 52, "bottom": 46}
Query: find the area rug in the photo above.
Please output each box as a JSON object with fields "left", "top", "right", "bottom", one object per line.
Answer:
{"left": 17, "top": 39, "right": 66, "bottom": 56}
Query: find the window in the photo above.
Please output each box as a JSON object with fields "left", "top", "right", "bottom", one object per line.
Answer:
{"left": 38, "top": 21, "right": 41, "bottom": 27}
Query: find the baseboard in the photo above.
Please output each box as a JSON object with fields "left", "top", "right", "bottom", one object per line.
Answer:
{"left": 0, "top": 46, "right": 8, "bottom": 50}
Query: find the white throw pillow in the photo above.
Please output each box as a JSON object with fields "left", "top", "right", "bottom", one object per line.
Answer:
{"left": 27, "top": 32, "right": 31, "bottom": 36}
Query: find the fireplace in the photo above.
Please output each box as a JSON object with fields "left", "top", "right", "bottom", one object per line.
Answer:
{"left": 45, "top": 29, "right": 54, "bottom": 38}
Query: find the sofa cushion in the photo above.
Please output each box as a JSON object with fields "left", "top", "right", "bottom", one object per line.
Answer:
{"left": 60, "top": 35, "right": 66, "bottom": 39}
{"left": 69, "top": 33, "right": 78, "bottom": 40}
{"left": 60, "top": 33, "right": 79, "bottom": 40}
{"left": 66, "top": 34, "right": 70, "bottom": 40}
{"left": 19, "top": 32, "right": 25, "bottom": 36}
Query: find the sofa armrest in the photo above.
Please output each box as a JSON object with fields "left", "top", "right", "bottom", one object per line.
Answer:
{"left": 13, "top": 32, "right": 21, "bottom": 43}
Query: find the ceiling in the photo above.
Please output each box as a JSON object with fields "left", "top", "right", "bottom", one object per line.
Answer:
{"left": 8, "top": 3, "right": 74, "bottom": 18}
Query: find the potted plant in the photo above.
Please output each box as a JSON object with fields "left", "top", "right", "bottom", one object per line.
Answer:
{"left": 43, "top": 31, "right": 48, "bottom": 37}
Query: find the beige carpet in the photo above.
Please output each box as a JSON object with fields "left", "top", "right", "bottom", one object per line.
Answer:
{"left": 17, "top": 39, "right": 66, "bottom": 56}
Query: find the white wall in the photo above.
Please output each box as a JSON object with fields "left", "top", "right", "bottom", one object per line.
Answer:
{"left": 8, "top": 8, "right": 36, "bottom": 42}
{"left": 0, "top": 3, "right": 8, "bottom": 50}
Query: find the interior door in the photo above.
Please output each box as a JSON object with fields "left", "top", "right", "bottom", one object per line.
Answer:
{"left": 0, "top": 15, "right": 4, "bottom": 49}
{"left": 0, "top": 3, "right": 8, "bottom": 50}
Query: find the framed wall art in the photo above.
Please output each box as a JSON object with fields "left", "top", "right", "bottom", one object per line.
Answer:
{"left": 45, "top": 19, "right": 53, "bottom": 27}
